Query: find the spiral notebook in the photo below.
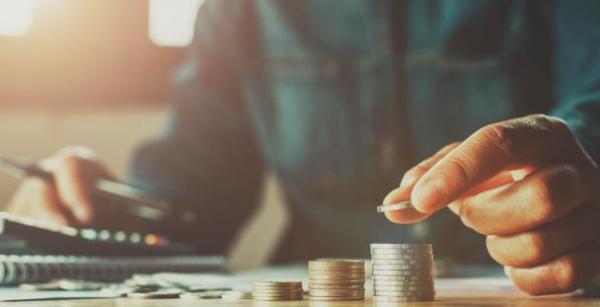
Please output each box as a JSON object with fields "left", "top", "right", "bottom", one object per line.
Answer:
{"left": 0, "top": 254, "right": 225, "bottom": 285}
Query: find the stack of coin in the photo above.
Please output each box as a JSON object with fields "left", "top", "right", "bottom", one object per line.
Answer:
{"left": 308, "top": 259, "right": 365, "bottom": 301}
{"left": 251, "top": 281, "right": 303, "bottom": 301}
{"left": 371, "top": 243, "right": 435, "bottom": 302}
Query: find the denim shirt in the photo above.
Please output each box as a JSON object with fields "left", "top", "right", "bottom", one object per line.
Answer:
{"left": 130, "top": 0, "right": 600, "bottom": 263}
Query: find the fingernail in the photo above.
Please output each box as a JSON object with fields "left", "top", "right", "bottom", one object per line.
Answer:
{"left": 399, "top": 173, "right": 415, "bottom": 188}
{"left": 383, "top": 188, "right": 401, "bottom": 205}
{"left": 459, "top": 206, "right": 474, "bottom": 229}
{"left": 461, "top": 216, "right": 474, "bottom": 229}
{"left": 504, "top": 266, "right": 512, "bottom": 278}
{"left": 412, "top": 179, "right": 446, "bottom": 213}
{"left": 74, "top": 206, "right": 90, "bottom": 223}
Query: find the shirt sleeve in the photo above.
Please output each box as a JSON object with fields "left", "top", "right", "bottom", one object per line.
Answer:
{"left": 128, "top": 1, "right": 264, "bottom": 254}
{"left": 550, "top": 0, "right": 600, "bottom": 164}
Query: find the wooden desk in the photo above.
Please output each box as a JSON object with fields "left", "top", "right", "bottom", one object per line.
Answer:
{"left": 6, "top": 292, "right": 598, "bottom": 306}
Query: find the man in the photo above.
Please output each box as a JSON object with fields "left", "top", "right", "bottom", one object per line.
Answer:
{"left": 6, "top": 1, "right": 600, "bottom": 295}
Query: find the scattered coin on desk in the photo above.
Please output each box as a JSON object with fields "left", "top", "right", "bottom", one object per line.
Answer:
{"left": 371, "top": 243, "right": 435, "bottom": 302}
{"left": 186, "top": 286, "right": 232, "bottom": 292}
{"left": 127, "top": 288, "right": 182, "bottom": 299}
{"left": 308, "top": 259, "right": 365, "bottom": 301}
{"left": 221, "top": 290, "right": 253, "bottom": 301}
{"left": 57, "top": 279, "right": 109, "bottom": 291}
{"left": 252, "top": 281, "right": 303, "bottom": 301}
{"left": 20, "top": 279, "right": 111, "bottom": 292}
{"left": 20, "top": 281, "right": 62, "bottom": 291}
{"left": 179, "top": 290, "right": 225, "bottom": 299}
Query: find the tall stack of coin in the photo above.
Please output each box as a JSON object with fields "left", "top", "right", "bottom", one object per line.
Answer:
{"left": 370, "top": 243, "right": 435, "bottom": 302}
{"left": 251, "top": 281, "right": 303, "bottom": 301}
{"left": 308, "top": 259, "right": 365, "bottom": 301}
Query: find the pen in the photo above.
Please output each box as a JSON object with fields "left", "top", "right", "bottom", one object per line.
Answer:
{"left": 0, "top": 157, "right": 172, "bottom": 222}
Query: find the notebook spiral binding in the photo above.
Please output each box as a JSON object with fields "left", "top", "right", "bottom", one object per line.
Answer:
{"left": 0, "top": 254, "right": 225, "bottom": 285}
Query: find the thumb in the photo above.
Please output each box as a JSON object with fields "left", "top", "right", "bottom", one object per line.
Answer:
{"left": 382, "top": 186, "right": 430, "bottom": 224}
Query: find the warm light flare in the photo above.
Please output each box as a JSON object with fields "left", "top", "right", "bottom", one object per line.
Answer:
{"left": 0, "top": 0, "right": 34, "bottom": 36}
{"left": 149, "top": 0, "right": 205, "bottom": 47}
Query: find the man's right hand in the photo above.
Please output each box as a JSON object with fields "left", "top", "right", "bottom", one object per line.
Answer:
{"left": 5, "top": 146, "right": 113, "bottom": 227}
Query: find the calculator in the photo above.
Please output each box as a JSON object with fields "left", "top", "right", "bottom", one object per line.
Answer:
{"left": 0, "top": 213, "right": 194, "bottom": 256}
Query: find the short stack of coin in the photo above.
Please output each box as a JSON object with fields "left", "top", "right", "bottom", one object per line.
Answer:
{"left": 251, "top": 281, "right": 303, "bottom": 301}
{"left": 308, "top": 259, "right": 365, "bottom": 301}
{"left": 371, "top": 243, "right": 435, "bottom": 302}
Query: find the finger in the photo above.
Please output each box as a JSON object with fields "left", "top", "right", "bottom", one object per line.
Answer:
{"left": 411, "top": 115, "right": 581, "bottom": 213}
{"left": 448, "top": 170, "right": 515, "bottom": 215}
{"left": 5, "top": 180, "right": 35, "bottom": 216}
{"left": 457, "top": 164, "right": 589, "bottom": 235}
{"left": 383, "top": 143, "right": 460, "bottom": 224}
{"left": 383, "top": 187, "right": 430, "bottom": 223}
{"left": 507, "top": 243, "right": 600, "bottom": 295}
{"left": 399, "top": 142, "right": 461, "bottom": 189}
{"left": 486, "top": 204, "right": 600, "bottom": 268}
{"left": 23, "top": 178, "right": 71, "bottom": 226}
{"left": 52, "top": 155, "right": 97, "bottom": 225}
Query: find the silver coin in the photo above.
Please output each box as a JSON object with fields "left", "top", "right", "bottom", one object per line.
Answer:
{"left": 374, "top": 285, "right": 434, "bottom": 292}
{"left": 372, "top": 264, "right": 432, "bottom": 271}
{"left": 371, "top": 249, "right": 433, "bottom": 256}
{"left": 371, "top": 254, "right": 433, "bottom": 260}
{"left": 371, "top": 253, "right": 433, "bottom": 258}
{"left": 376, "top": 201, "right": 412, "bottom": 213}
{"left": 374, "top": 287, "right": 434, "bottom": 293}
{"left": 374, "top": 294, "right": 435, "bottom": 302}
{"left": 374, "top": 280, "right": 434, "bottom": 287}
{"left": 370, "top": 243, "right": 432, "bottom": 250}
{"left": 373, "top": 269, "right": 432, "bottom": 276}
{"left": 373, "top": 275, "right": 433, "bottom": 282}
{"left": 309, "top": 294, "right": 365, "bottom": 299}
{"left": 372, "top": 259, "right": 432, "bottom": 265}
{"left": 375, "top": 291, "right": 435, "bottom": 297}
{"left": 370, "top": 245, "right": 431, "bottom": 250}
{"left": 370, "top": 248, "right": 432, "bottom": 253}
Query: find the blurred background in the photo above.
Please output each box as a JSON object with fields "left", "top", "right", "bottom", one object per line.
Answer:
{"left": 0, "top": 0, "right": 285, "bottom": 268}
